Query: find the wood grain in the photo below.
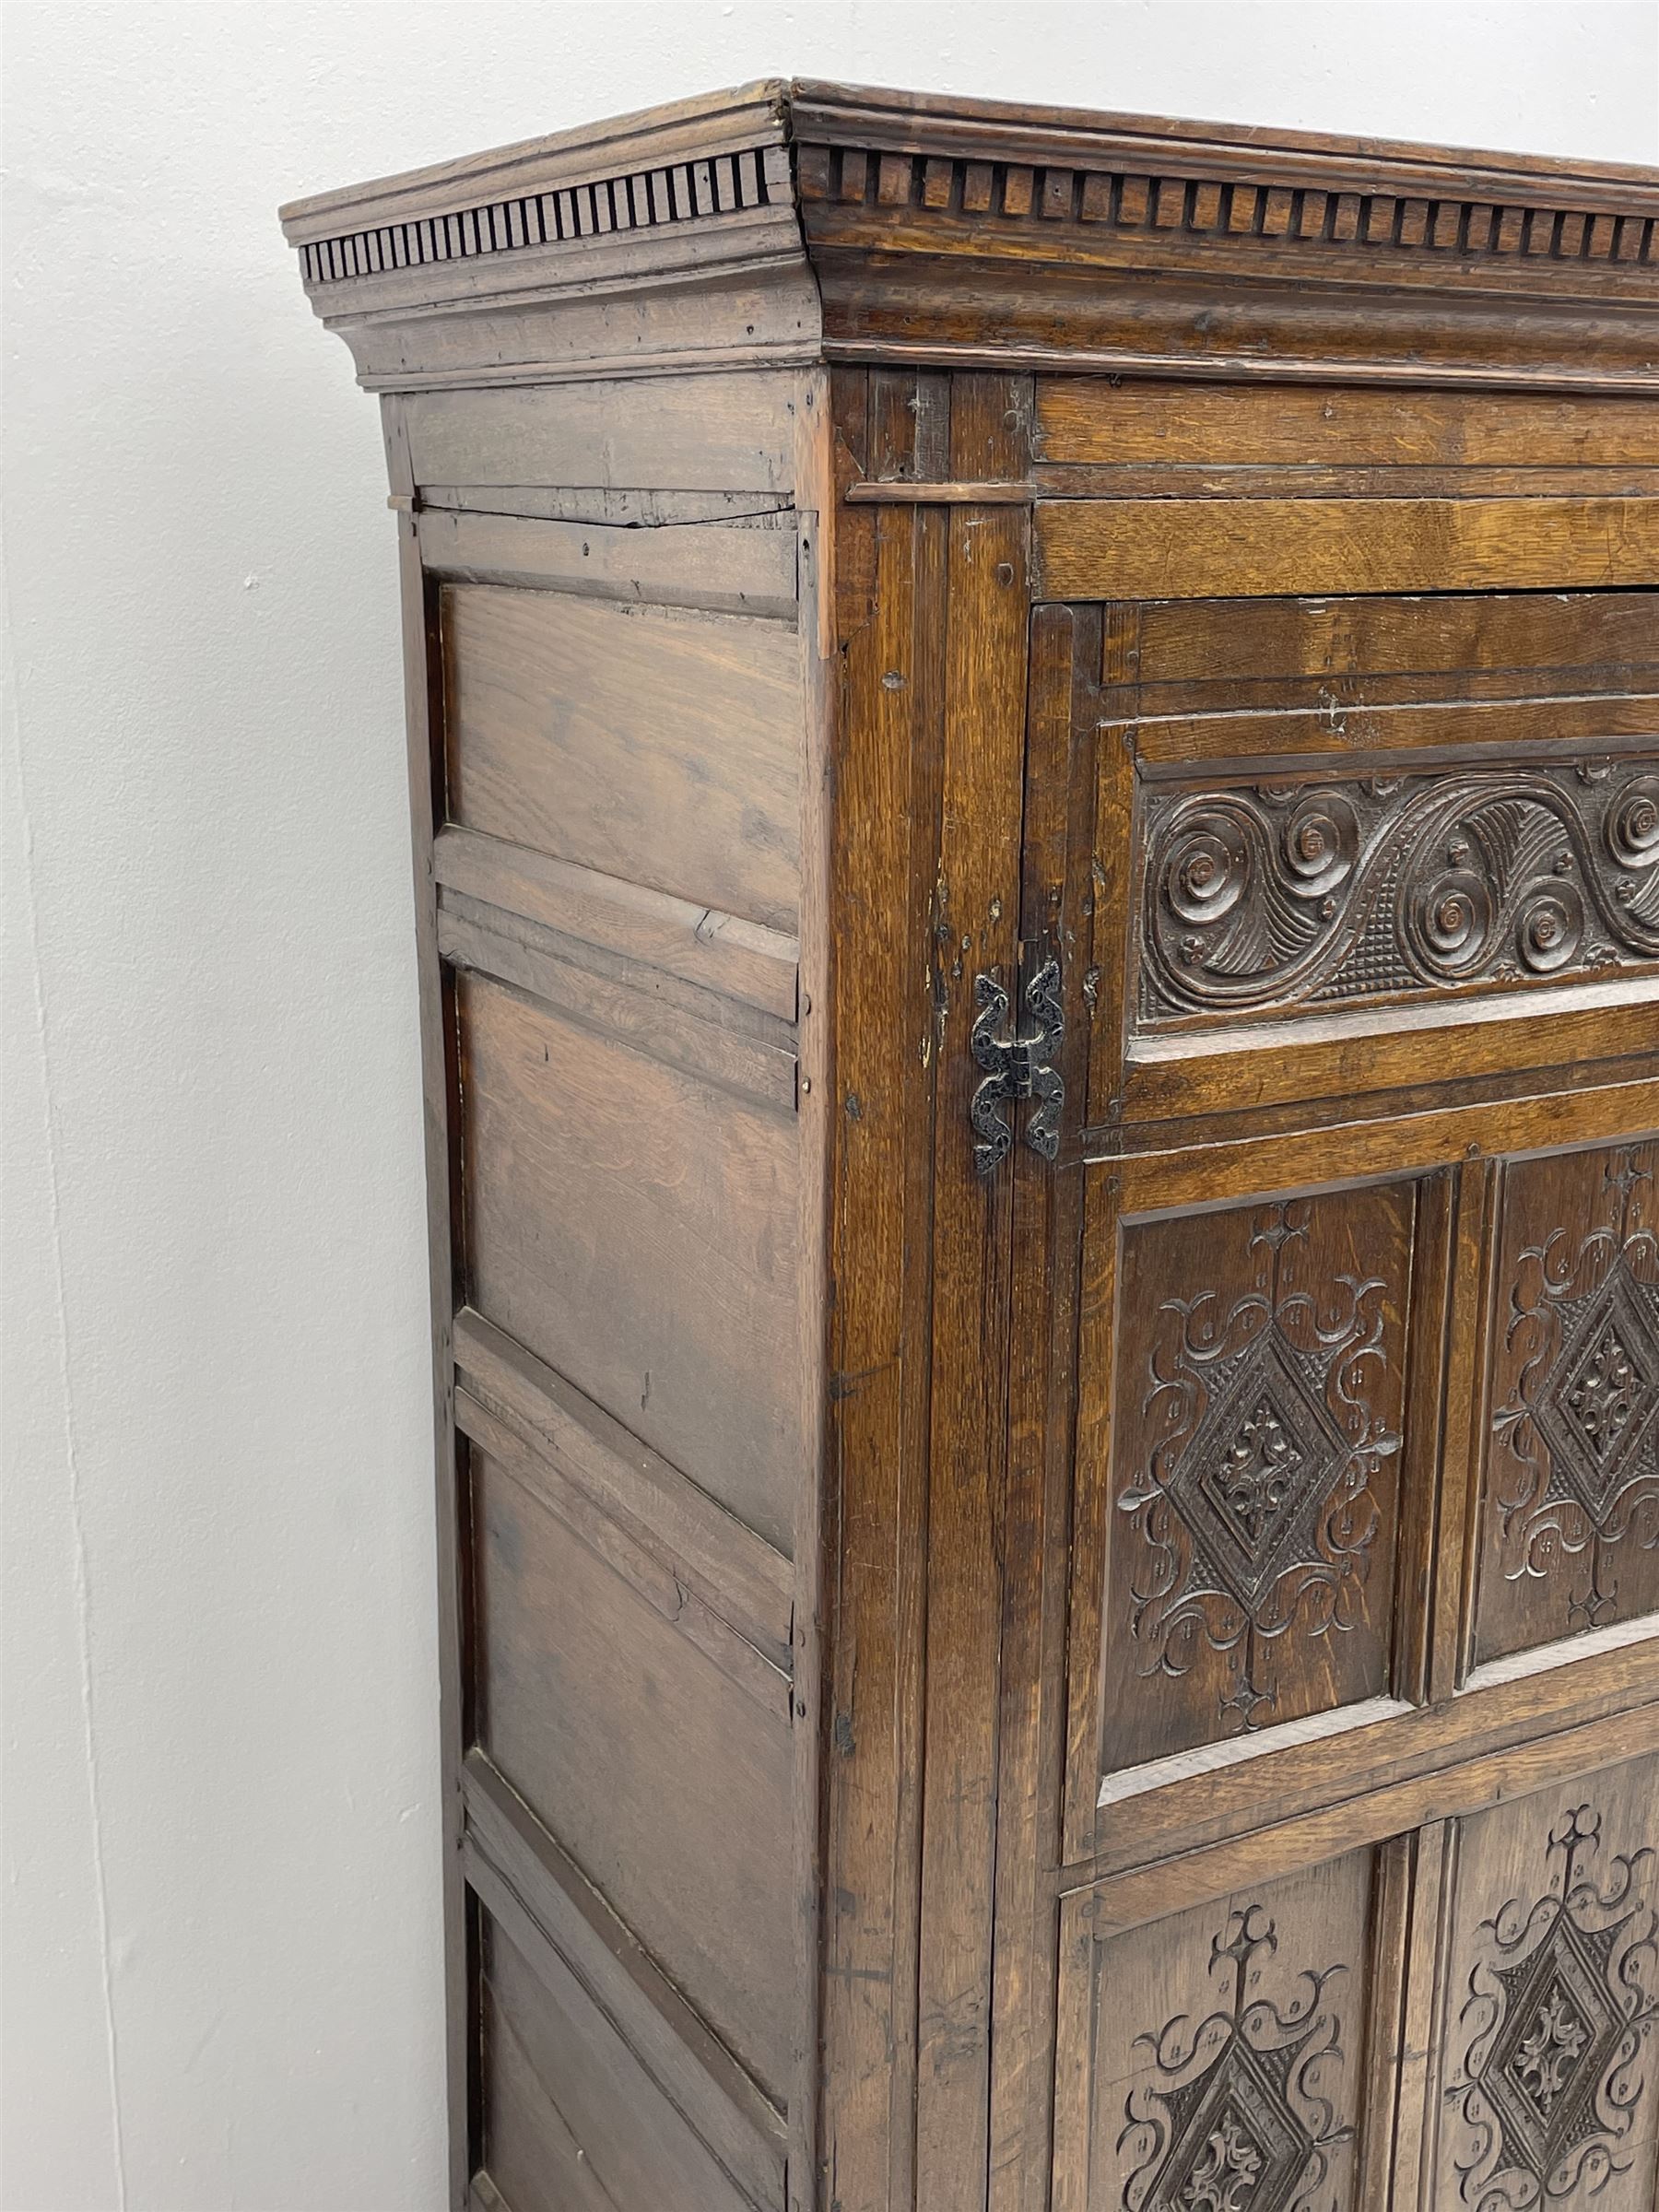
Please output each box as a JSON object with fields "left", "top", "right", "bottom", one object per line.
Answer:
{"left": 291, "top": 84, "right": 1659, "bottom": 2212}
{"left": 475, "top": 1882, "right": 765, "bottom": 2212}
{"left": 472, "top": 1442, "right": 794, "bottom": 2103}
{"left": 418, "top": 503, "right": 799, "bottom": 620}
{"left": 442, "top": 583, "right": 802, "bottom": 933}
{"left": 1035, "top": 494, "right": 1659, "bottom": 601}
{"left": 1036, "top": 377, "right": 1659, "bottom": 466}
{"left": 403, "top": 371, "right": 805, "bottom": 493}
{"left": 459, "top": 974, "right": 801, "bottom": 1553}
{"left": 465, "top": 1749, "right": 786, "bottom": 2198}
{"left": 1112, "top": 588, "right": 1659, "bottom": 718}
{"left": 433, "top": 826, "right": 799, "bottom": 1023}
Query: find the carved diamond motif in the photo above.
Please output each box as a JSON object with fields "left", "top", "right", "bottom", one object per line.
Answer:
{"left": 1533, "top": 1271, "right": 1659, "bottom": 1522}
{"left": 1124, "top": 1907, "right": 1350, "bottom": 2212}
{"left": 1152, "top": 2041, "right": 1310, "bottom": 2211}
{"left": 1477, "top": 1899, "right": 1630, "bottom": 2180}
{"left": 1448, "top": 1805, "right": 1659, "bottom": 2206}
{"left": 1168, "top": 1335, "right": 1348, "bottom": 1612}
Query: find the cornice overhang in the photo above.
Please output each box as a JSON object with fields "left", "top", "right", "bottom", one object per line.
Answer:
{"left": 280, "top": 80, "right": 1659, "bottom": 394}
{"left": 277, "top": 80, "right": 821, "bottom": 389}
{"left": 792, "top": 84, "right": 1659, "bottom": 392}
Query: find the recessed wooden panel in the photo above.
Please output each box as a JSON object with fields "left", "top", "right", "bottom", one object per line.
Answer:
{"left": 1428, "top": 1754, "right": 1659, "bottom": 2212}
{"left": 478, "top": 1901, "right": 765, "bottom": 2212}
{"left": 1116, "top": 591, "right": 1659, "bottom": 719}
{"left": 460, "top": 973, "right": 800, "bottom": 1552}
{"left": 1133, "top": 755, "right": 1659, "bottom": 1032}
{"left": 403, "top": 371, "right": 804, "bottom": 494}
{"left": 1053, "top": 1846, "right": 1381, "bottom": 2212}
{"left": 473, "top": 1446, "right": 793, "bottom": 2102}
{"left": 1472, "top": 1138, "right": 1659, "bottom": 1671}
{"left": 1034, "top": 495, "right": 1659, "bottom": 602}
{"left": 1100, "top": 1183, "right": 1416, "bottom": 1782}
{"left": 1037, "top": 378, "right": 1659, "bottom": 467}
{"left": 442, "top": 582, "right": 801, "bottom": 932}
{"left": 418, "top": 504, "right": 799, "bottom": 621}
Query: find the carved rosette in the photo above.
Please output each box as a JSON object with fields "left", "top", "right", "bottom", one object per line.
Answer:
{"left": 1138, "top": 761, "right": 1659, "bottom": 1025}
{"left": 1446, "top": 1806, "right": 1658, "bottom": 2207}
{"left": 1119, "top": 1906, "right": 1351, "bottom": 2212}
{"left": 1117, "top": 1202, "right": 1398, "bottom": 1732}
{"left": 1491, "top": 1148, "right": 1659, "bottom": 1633}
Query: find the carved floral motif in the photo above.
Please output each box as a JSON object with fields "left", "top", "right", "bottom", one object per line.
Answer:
{"left": 1119, "top": 1906, "right": 1350, "bottom": 2212}
{"left": 1138, "top": 761, "right": 1659, "bottom": 1024}
{"left": 1117, "top": 1201, "right": 1398, "bottom": 1732}
{"left": 1446, "top": 1806, "right": 1658, "bottom": 2206}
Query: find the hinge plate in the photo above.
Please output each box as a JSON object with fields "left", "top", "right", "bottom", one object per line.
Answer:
{"left": 971, "top": 959, "right": 1064, "bottom": 1173}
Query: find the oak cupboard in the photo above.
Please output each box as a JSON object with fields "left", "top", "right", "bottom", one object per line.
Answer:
{"left": 282, "top": 83, "right": 1659, "bottom": 2212}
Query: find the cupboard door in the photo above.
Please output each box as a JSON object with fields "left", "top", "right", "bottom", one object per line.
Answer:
{"left": 1100, "top": 1181, "right": 1419, "bottom": 1780}
{"left": 1053, "top": 1847, "right": 1387, "bottom": 2212}
{"left": 1472, "top": 1139, "right": 1659, "bottom": 1672}
{"left": 1027, "top": 581, "right": 1659, "bottom": 2212}
{"left": 1427, "top": 1754, "right": 1659, "bottom": 2211}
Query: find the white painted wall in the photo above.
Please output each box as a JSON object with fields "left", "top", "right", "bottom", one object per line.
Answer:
{"left": 3, "top": 4, "right": 1653, "bottom": 2206}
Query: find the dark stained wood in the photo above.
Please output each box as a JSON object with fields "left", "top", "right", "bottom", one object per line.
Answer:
{"left": 816, "top": 364, "right": 950, "bottom": 2212}
{"left": 912, "top": 374, "right": 1032, "bottom": 2212}
{"left": 453, "top": 1306, "right": 792, "bottom": 1663}
{"left": 380, "top": 401, "right": 473, "bottom": 2210}
{"left": 288, "top": 83, "right": 1659, "bottom": 2212}
{"left": 1099, "top": 1182, "right": 1417, "bottom": 1780}
{"left": 1053, "top": 1846, "right": 1378, "bottom": 2212}
{"left": 987, "top": 601, "right": 1099, "bottom": 2212}
{"left": 399, "top": 374, "right": 808, "bottom": 493}
{"left": 1420, "top": 1751, "right": 1659, "bottom": 2212}
{"left": 1470, "top": 1137, "right": 1659, "bottom": 1670}
{"left": 437, "top": 896, "right": 798, "bottom": 1112}
{"left": 1108, "top": 587, "right": 1659, "bottom": 703}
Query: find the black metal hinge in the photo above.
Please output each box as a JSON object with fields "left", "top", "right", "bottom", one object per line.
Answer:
{"left": 970, "top": 958, "right": 1064, "bottom": 1174}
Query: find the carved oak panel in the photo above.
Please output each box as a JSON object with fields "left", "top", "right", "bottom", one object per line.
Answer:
{"left": 1436, "top": 1757, "right": 1659, "bottom": 2211}
{"left": 1102, "top": 1186, "right": 1414, "bottom": 1780}
{"left": 1136, "top": 758, "right": 1659, "bottom": 1027}
{"left": 1473, "top": 1140, "right": 1659, "bottom": 1671}
{"left": 1063, "top": 1849, "right": 1376, "bottom": 2211}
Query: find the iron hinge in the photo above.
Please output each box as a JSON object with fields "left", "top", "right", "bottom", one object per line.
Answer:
{"left": 970, "top": 958, "right": 1064, "bottom": 1174}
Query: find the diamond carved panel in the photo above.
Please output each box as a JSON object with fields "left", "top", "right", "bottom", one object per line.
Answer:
{"left": 1065, "top": 1851, "right": 1374, "bottom": 2212}
{"left": 1476, "top": 1142, "right": 1659, "bottom": 1667}
{"left": 1443, "top": 1783, "right": 1659, "bottom": 2209}
{"left": 1104, "top": 1185, "right": 1414, "bottom": 1775}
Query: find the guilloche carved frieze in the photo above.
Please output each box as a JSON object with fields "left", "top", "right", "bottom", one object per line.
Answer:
{"left": 1137, "top": 759, "right": 1659, "bottom": 1025}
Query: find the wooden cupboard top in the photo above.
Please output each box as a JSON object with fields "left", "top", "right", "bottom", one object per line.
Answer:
{"left": 279, "top": 81, "right": 1659, "bottom": 393}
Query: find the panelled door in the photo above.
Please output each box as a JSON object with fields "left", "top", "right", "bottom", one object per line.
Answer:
{"left": 1011, "top": 570, "right": 1659, "bottom": 2209}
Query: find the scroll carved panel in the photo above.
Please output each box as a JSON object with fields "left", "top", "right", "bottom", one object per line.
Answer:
{"left": 1473, "top": 1140, "right": 1659, "bottom": 1670}
{"left": 1437, "top": 1759, "right": 1659, "bottom": 2211}
{"left": 1102, "top": 1186, "right": 1414, "bottom": 1781}
{"left": 1136, "top": 759, "right": 1659, "bottom": 1026}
